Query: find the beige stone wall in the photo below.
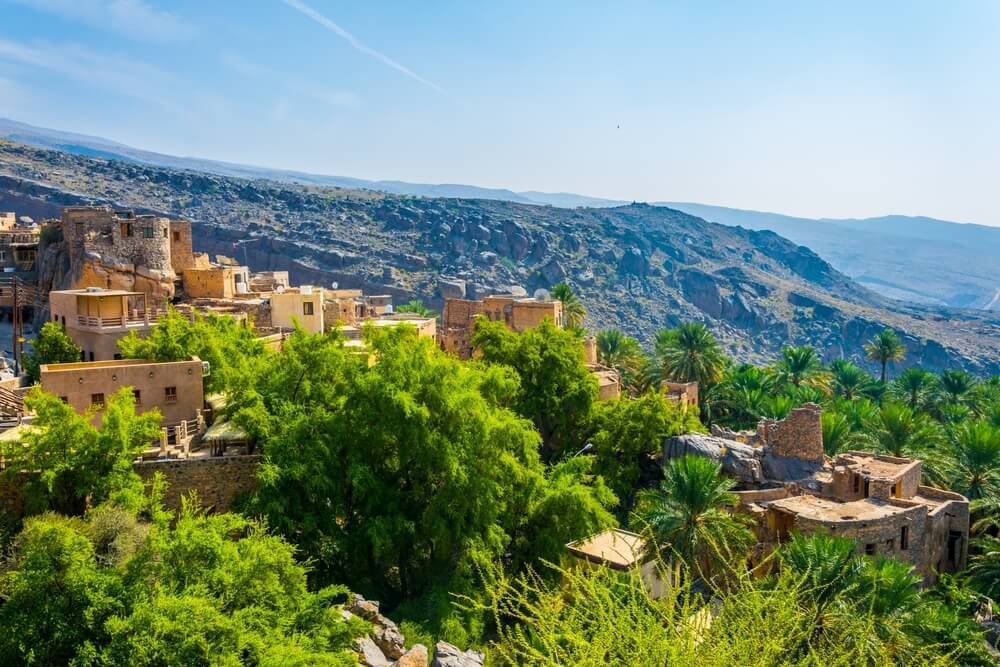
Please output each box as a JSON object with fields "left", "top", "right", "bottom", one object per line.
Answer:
{"left": 183, "top": 267, "right": 234, "bottom": 299}
{"left": 759, "top": 403, "right": 823, "bottom": 462}
{"left": 169, "top": 219, "right": 195, "bottom": 272}
{"left": 40, "top": 357, "right": 204, "bottom": 426}
{"left": 271, "top": 289, "right": 324, "bottom": 333}
{"left": 511, "top": 300, "right": 563, "bottom": 331}
{"left": 441, "top": 298, "right": 484, "bottom": 329}
{"left": 135, "top": 455, "right": 260, "bottom": 513}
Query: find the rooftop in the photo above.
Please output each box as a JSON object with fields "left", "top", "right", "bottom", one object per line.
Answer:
{"left": 566, "top": 528, "right": 648, "bottom": 570}
{"left": 51, "top": 287, "right": 145, "bottom": 298}
{"left": 768, "top": 495, "right": 906, "bottom": 522}
{"left": 836, "top": 451, "right": 918, "bottom": 480}
{"left": 40, "top": 357, "right": 201, "bottom": 372}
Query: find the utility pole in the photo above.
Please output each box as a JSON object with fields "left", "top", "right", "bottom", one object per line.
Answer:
{"left": 11, "top": 276, "right": 20, "bottom": 376}
{"left": 233, "top": 238, "right": 261, "bottom": 268}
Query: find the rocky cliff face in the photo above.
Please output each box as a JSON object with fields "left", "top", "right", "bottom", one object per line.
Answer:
{"left": 3, "top": 138, "right": 1000, "bottom": 374}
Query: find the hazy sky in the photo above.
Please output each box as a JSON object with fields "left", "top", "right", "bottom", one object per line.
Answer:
{"left": 1, "top": 1, "right": 998, "bottom": 224}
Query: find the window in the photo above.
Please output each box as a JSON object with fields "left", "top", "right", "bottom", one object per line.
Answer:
{"left": 234, "top": 273, "right": 244, "bottom": 283}
{"left": 900, "top": 525, "right": 909, "bottom": 550}
{"left": 89, "top": 351, "right": 95, "bottom": 362}
{"left": 91, "top": 393, "right": 105, "bottom": 408}
{"left": 852, "top": 475, "right": 860, "bottom": 494}
{"left": 0, "top": 250, "right": 6, "bottom": 262}
{"left": 303, "top": 301, "right": 314, "bottom": 316}
{"left": 163, "top": 228, "right": 168, "bottom": 238}
{"left": 132, "top": 389, "right": 141, "bottom": 406}
{"left": 863, "top": 479, "right": 870, "bottom": 497}
{"left": 59, "top": 396, "right": 68, "bottom": 403}
{"left": 80, "top": 350, "right": 86, "bottom": 362}
{"left": 75, "top": 222, "right": 84, "bottom": 236}
{"left": 143, "top": 226, "right": 154, "bottom": 239}
{"left": 165, "top": 386, "right": 177, "bottom": 403}
{"left": 864, "top": 543, "right": 876, "bottom": 556}
{"left": 113, "top": 353, "right": 122, "bottom": 360}
{"left": 172, "top": 231, "right": 181, "bottom": 242}
{"left": 121, "top": 222, "right": 133, "bottom": 237}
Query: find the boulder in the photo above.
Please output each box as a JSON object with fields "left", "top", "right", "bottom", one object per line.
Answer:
{"left": 619, "top": 247, "right": 649, "bottom": 276}
{"left": 663, "top": 434, "right": 763, "bottom": 484}
{"left": 679, "top": 268, "right": 723, "bottom": 318}
{"left": 437, "top": 277, "right": 467, "bottom": 300}
{"left": 392, "top": 644, "right": 429, "bottom": 667}
{"left": 347, "top": 594, "right": 380, "bottom": 620}
{"left": 431, "top": 641, "right": 485, "bottom": 667}
{"left": 373, "top": 616, "right": 406, "bottom": 660}
{"left": 355, "top": 637, "right": 391, "bottom": 667}
{"left": 540, "top": 259, "right": 567, "bottom": 284}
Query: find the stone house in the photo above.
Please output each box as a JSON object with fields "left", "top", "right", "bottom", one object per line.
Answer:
{"left": 270, "top": 285, "right": 325, "bottom": 333}
{"left": 49, "top": 288, "right": 161, "bottom": 361}
{"left": 566, "top": 528, "right": 671, "bottom": 599}
{"left": 39, "top": 356, "right": 204, "bottom": 429}
{"left": 0, "top": 218, "right": 40, "bottom": 278}
{"left": 438, "top": 293, "right": 564, "bottom": 358}
{"left": 182, "top": 265, "right": 250, "bottom": 299}
{"left": 664, "top": 404, "right": 969, "bottom": 584}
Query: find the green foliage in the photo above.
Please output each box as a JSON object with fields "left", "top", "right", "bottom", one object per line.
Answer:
{"left": 24, "top": 320, "right": 82, "bottom": 382}
{"left": 550, "top": 282, "right": 586, "bottom": 329}
{"left": 831, "top": 359, "right": 879, "bottom": 401}
{"left": 858, "top": 402, "right": 943, "bottom": 458}
{"left": 937, "top": 420, "right": 1000, "bottom": 500}
{"left": 1, "top": 388, "right": 161, "bottom": 517}
{"left": 472, "top": 318, "right": 596, "bottom": 452}
{"left": 594, "top": 328, "right": 643, "bottom": 394}
{"left": 891, "top": 367, "right": 936, "bottom": 409}
{"left": 395, "top": 299, "right": 437, "bottom": 317}
{"left": 864, "top": 329, "right": 906, "bottom": 383}
{"left": 633, "top": 455, "right": 753, "bottom": 578}
{"left": 654, "top": 322, "right": 727, "bottom": 388}
{"left": 774, "top": 346, "right": 829, "bottom": 390}
{"left": 591, "top": 393, "right": 702, "bottom": 510}
{"left": 0, "top": 505, "right": 367, "bottom": 666}
{"left": 233, "top": 326, "right": 614, "bottom": 606}
{"left": 821, "top": 410, "right": 859, "bottom": 457}
{"left": 117, "top": 309, "right": 266, "bottom": 393}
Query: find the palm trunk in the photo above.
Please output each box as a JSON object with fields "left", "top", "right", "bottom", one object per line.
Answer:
{"left": 880, "top": 360, "right": 887, "bottom": 384}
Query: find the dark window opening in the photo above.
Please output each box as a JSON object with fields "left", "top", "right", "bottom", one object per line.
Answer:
{"left": 303, "top": 302, "right": 314, "bottom": 316}
{"left": 165, "top": 386, "right": 177, "bottom": 403}
{"left": 864, "top": 543, "right": 876, "bottom": 556}
{"left": 163, "top": 228, "right": 168, "bottom": 238}
{"left": 143, "top": 226, "right": 154, "bottom": 239}
{"left": 133, "top": 389, "right": 141, "bottom": 406}
{"left": 947, "top": 530, "right": 963, "bottom": 567}
{"left": 852, "top": 475, "right": 860, "bottom": 494}
{"left": 91, "top": 393, "right": 105, "bottom": 408}
{"left": 173, "top": 231, "right": 181, "bottom": 242}
{"left": 863, "top": 479, "right": 870, "bottom": 498}
{"left": 59, "top": 396, "right": 68, "bottom": 403}
{"left": 89, "top": 351, "right": 95, "bottom": 362}
{"left": 113, "top": 353, "right": 122, "bottom": 360}
{"left": 121, "top": 222, "right": 133, "bottom": 237}
{"left": 900, "top": 525, "right": 909, "bottom": 550}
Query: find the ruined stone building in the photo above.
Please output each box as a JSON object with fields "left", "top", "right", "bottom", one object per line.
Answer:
{"left": 665, "top": 404, "right": 969, "bottom": 584}
{"left": 0, "top": 214, "right": 39, "bottom": 278}
{"left": 60, "top": 206, "right": 184, "bottom": 302}
{"left": 438, "top": 294, "right": 564, "bottom": 359}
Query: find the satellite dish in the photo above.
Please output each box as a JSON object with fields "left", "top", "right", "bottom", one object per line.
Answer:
{"left": 533, "top": 288, "right": 551, "bottom": 302}
{"left": 331, "top": 281, "right": 339, "bottom": 289}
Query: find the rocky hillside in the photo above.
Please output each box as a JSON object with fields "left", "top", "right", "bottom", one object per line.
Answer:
{"left": 3, "top": 138, "right": 1000, "bottom": 374}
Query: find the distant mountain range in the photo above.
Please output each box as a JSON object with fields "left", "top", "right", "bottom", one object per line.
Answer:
{"left": 2, "top": 117, "right": 997, "bottom": 310}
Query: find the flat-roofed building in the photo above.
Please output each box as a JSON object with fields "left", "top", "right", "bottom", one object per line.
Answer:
{"left": 566, "top": 528, "right": 670, "bottom": 599}
{"left": 270, "top": 285, "right": 324, "bottom": 333}
{"left": 182, "top": 265, "right": 250, "bottom": 299}
{"left": 49, "top": 288, "right": 161, "bottom": 361}
{"left": 39, "top": 357, "right": 204, "bottom": 428}
{"left": 439, "top": 293, "right": 564, "bottom": 359}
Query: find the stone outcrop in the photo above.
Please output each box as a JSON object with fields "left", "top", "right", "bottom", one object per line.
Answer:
{"left": 347, "top": 595, "right": 419, "bottom": 666}
{"left": 431, "top": 642, "right": 485, "bottom": 667}
{"left": 664, "top": 433, "right": 763, "bottom": 483}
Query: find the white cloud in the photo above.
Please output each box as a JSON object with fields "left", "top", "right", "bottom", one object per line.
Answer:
{"left": 0, "top": 38, "right": 217, "bottom": 118}
{"left": 221, "top": 52, "right": 359, "bottom": 109}
{"left": 6, "top": 0, "right": 195, "bottom": 43}
{"left": 280, "top": 0, "right": 443, "bottom": 94}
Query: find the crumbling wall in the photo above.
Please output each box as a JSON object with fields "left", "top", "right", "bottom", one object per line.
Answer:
{"left": 758, "top": 403, "right": 823, "bottom": 462}
{"left": 135, "top": 455, "right": 260, "bottom": 513}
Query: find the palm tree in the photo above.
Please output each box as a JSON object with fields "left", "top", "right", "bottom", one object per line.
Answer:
{"left": 940, "top": 420, "right": 1000, "bottom": 500}
{"left": 774, "top": 346, "right": 828, "bottom": 390}
{"left": 780, "top": 533, "right": 861, "bottom": 614}
{"left": 822, "top": 411, "right": 858, "bottom": 457}
{"left": 633, "top": 455, "right": 753, "bottom": 577}
{"left": 551, "top": 283, "right": 585, "bottom": 330}
{"left": 938, "top": 369, "right": 977, "bottom": 406}
{"left": 394, "top": 300, "right": 438, "bottom": 317}
{"left": 861, "top": 402, "right": 943, "bottom": 458}
{"left": 891, "top": 367, "right": 935, "bottom": 410}
{"left": 830, "top": 360, "right": 877, "bottom": 401}
{"left": 595, "top": 329, "right": 643, "bottom": 393}
{"left": 864, "top": 329, "right": 905, "bottom": 383}
{"left": 655, "top": 322, "right": 727, "bottom": 388}
{"left": 968, "top": 535, "right": 1000, "bottom": 600}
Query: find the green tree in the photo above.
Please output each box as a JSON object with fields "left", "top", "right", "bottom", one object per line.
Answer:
{"left": 937, "top": 369, "right": 978, "bottom": 407}
{"left": 24, "top": 321, "right": 82, "bottom": 382}
{"left": 633, "top": 455, "right": 752, "bottom": 577}
{"left": 1, "top": 388, "right": 161, "bottom": 516}
{"left": 821, "top": 410, "right": 858, "bottom": 457}
{"left": 891, "top": 367, "right": 936, "bottom": 410}
{"left": 774, "top": 346, "right": 829, "bottom": 390}
{"left": 235, "top": 326, "right": 613, "bottom": 603}
{"left": 830, "top": 360, "right": 878, "bottom": 401}
{"left": 780, "top": 534, "right": 861, "bottom": 614}
{"left": 655, "top": 322, "right": 727, "bottom": 388}
{"left": 472, "top": 318, "right": 596, "bottom": 452}
{"left": 395, "top": 299, "right": 437, "bottom": 317}
{"left": 591, "top": 392, "right": 702, "bottom": 511}
{"left": 860, "top": 402, "right": 943, "bottom": 458}
{"left": 550, "top": 282, "right": 586, "bottom": 330}
{"left": 595, "top": 328, "right": 643, "bottom": 394}
{"left": 938, "top": 420, "right": 1000, "bottom": 500}
{"left": 864, "top": 329, "right": 905, "bottom": 383}
{"left": 968, "top": 535, "right": 1000, "bottom": 601}
{"left": 118, "top": 309, "right": 266, "bottom": 393}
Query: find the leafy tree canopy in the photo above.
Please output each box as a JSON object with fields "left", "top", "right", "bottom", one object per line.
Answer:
{"left": 24, "top": 320, "right": 82, "bottom": 382}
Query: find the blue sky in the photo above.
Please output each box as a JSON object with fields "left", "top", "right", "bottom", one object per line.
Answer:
{"left": 1, "top": 1, "right": 998, "bottom": 224}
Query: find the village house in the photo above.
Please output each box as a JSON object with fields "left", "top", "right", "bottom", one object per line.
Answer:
{"left": 182, "top": 264, "right": 251, "bottom": 299}
{"left": 49, "top": 288, "right": 162, "bottom": 361}
{"left": 566, "top": 528, "right": 671, "bottom": 599}
{"left": 438, "top": 293, "right": 564, "bottom": 358}
{"left": 39, "top": 356, "right": 205, "bottom": 429}
{"left": 0, "top": 214, "right": 40, "bottom": 278}
{"left": 269, "top": 285, "right": 325, "bottom": 333}
{"left": 661, "top": 404, "right": 969, "bottom": 584}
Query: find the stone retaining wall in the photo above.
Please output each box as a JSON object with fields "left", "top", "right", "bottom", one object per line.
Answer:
{"left": 135, "top": 455, "right": 260, "bottom": 513}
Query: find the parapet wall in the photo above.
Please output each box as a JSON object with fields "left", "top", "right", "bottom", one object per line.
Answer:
{"left": 135, "top": 455, "right": 260, "bottom": 513}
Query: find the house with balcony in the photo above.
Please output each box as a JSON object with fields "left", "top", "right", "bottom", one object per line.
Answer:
{"left": 49, "top": 288, "right": 164, "bottom": 361}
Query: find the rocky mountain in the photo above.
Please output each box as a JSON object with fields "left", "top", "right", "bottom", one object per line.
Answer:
{"left": 3, "top": 138, "right": 1000, "bottom": 375}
